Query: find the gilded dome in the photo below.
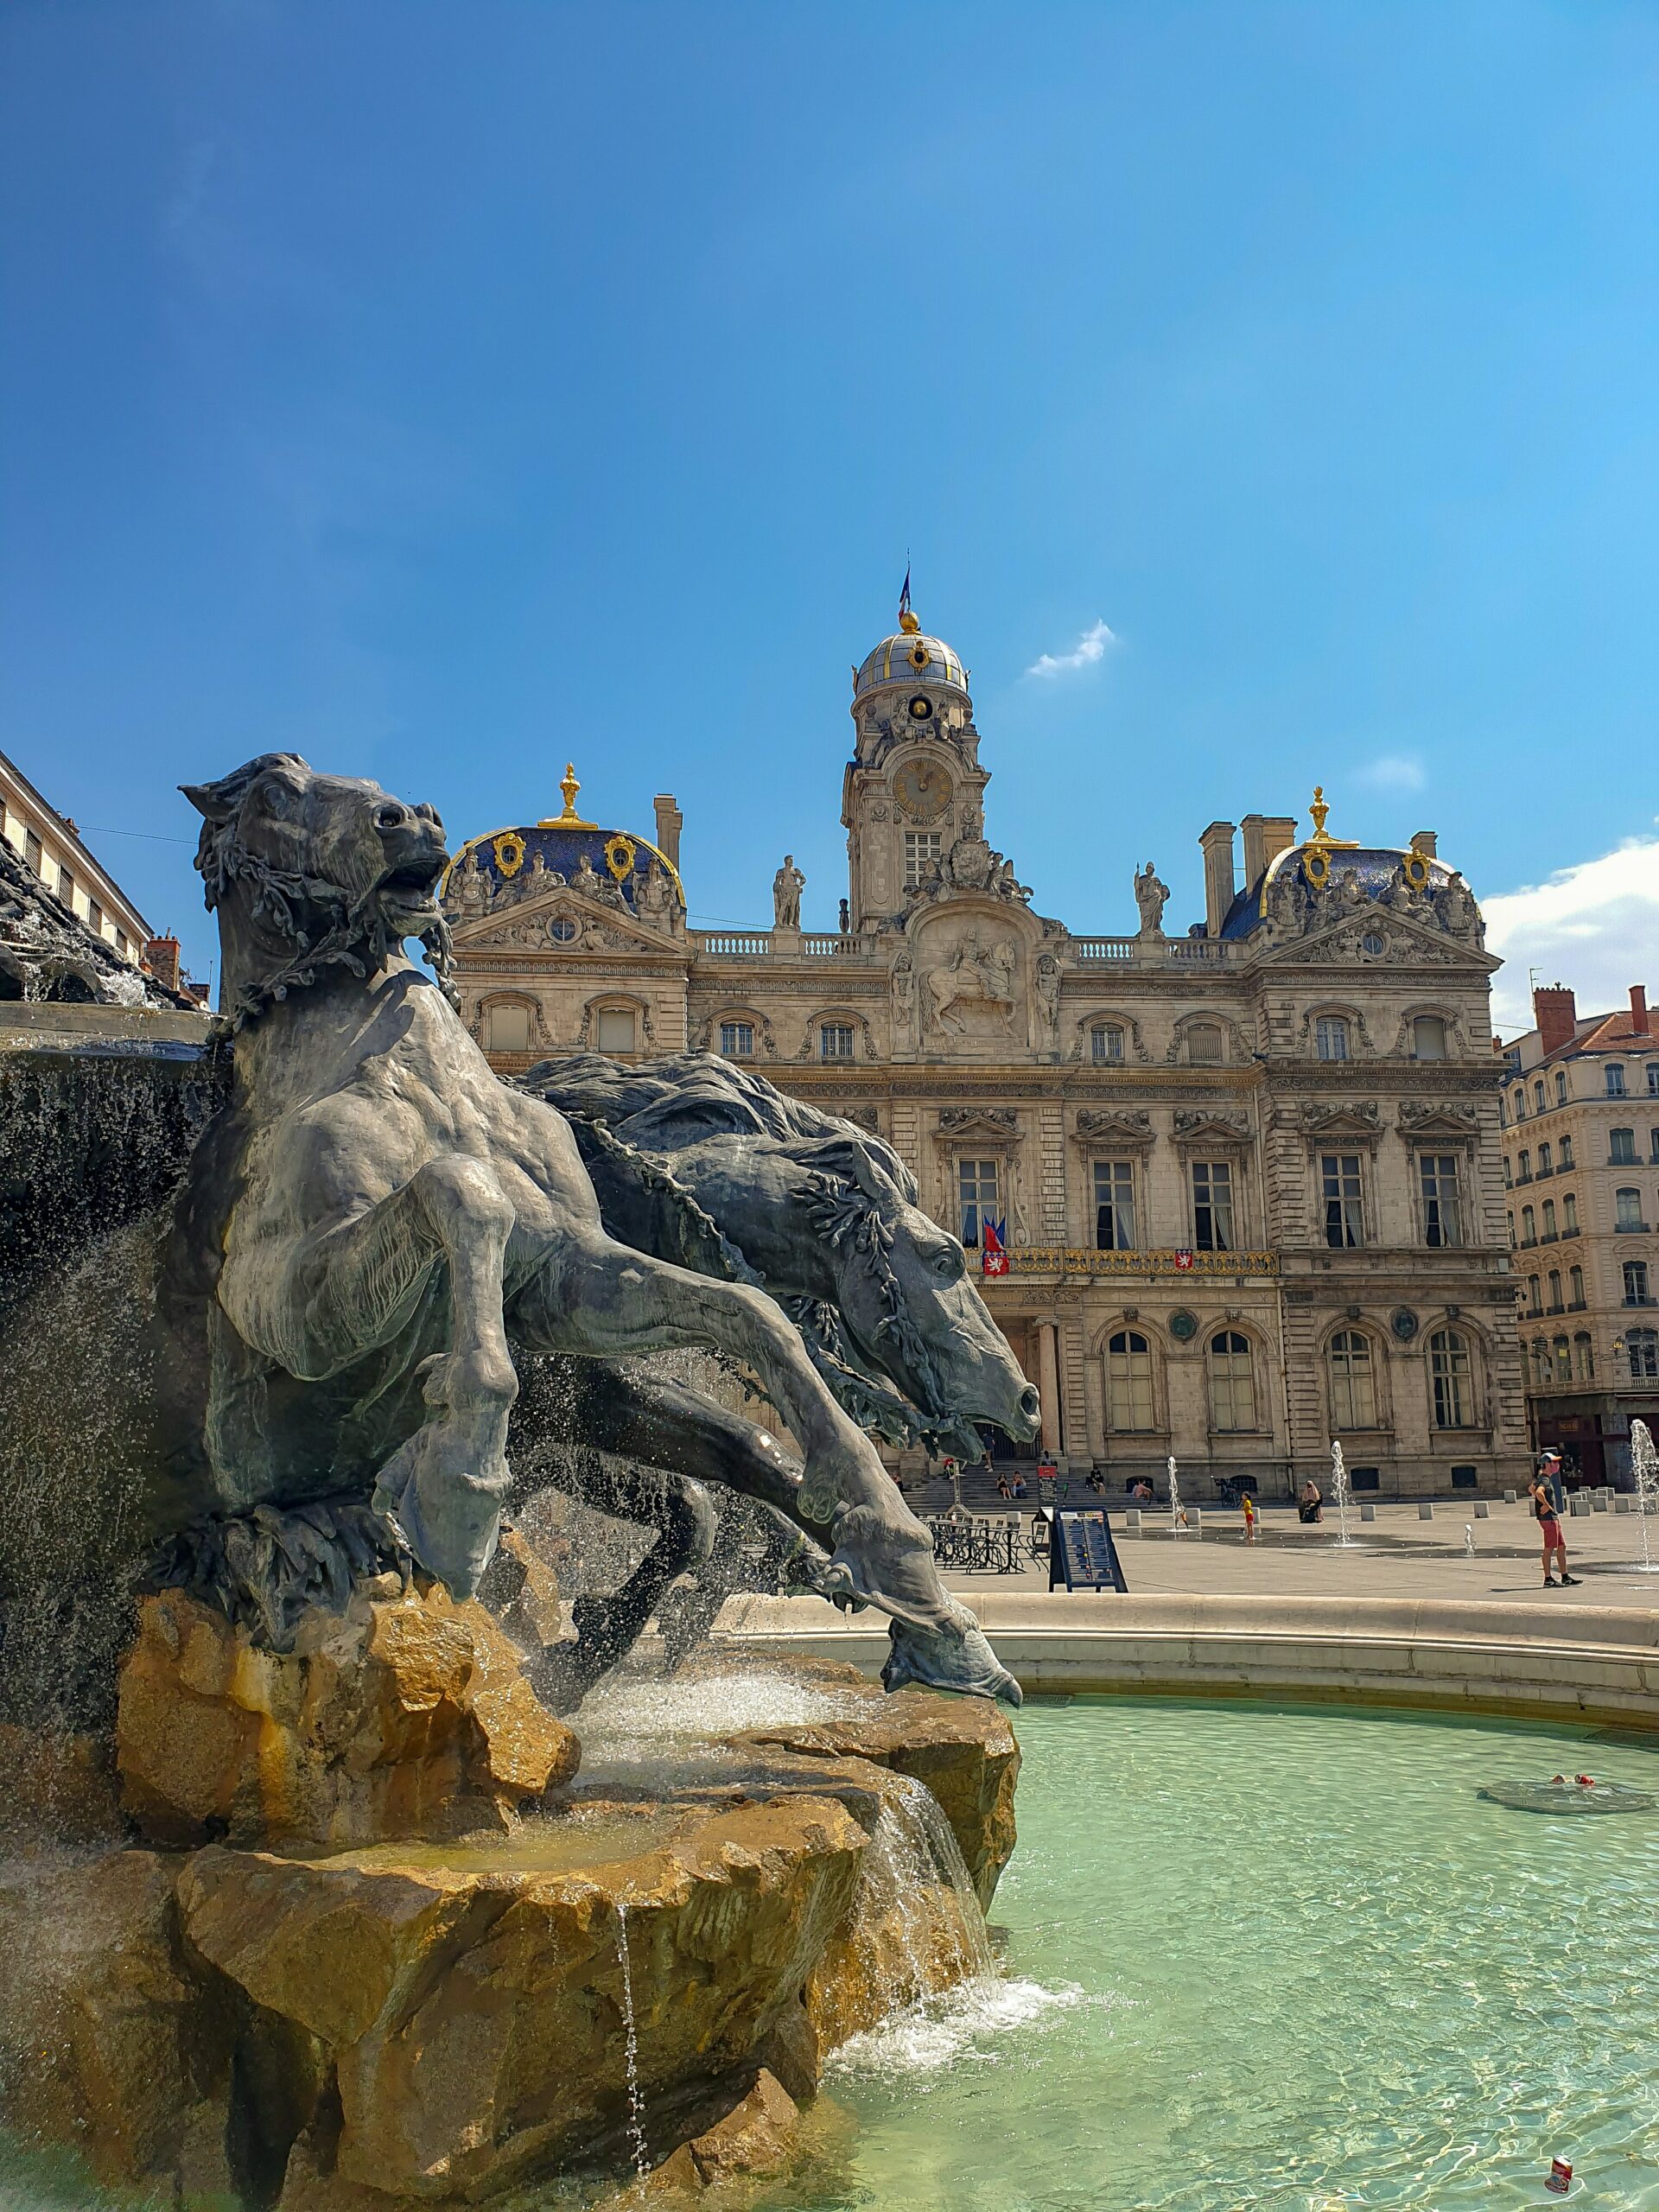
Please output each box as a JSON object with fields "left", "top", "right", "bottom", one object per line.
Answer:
{"left": 854, "top": 626, "right": 968, "bottom": 700}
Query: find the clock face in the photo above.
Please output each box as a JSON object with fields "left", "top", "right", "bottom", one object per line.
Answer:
{"left": 907, "top": 693, "right": 933, "bottom": 721}
{"left": 893, "top": 760, "right": 953, "bottom": 823}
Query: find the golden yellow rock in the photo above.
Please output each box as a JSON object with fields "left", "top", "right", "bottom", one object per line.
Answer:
{"left": 117, "top": 1583, "right": 579, "bottom": 1850}
{"left": 682, "top": 2068, "right": 800, "bottom": 2183}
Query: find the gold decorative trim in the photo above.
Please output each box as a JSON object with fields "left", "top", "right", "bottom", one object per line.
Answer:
{"left": 493, "top": 831, "right": 526, "bottom": 877}
{"left": 604, "top": 834, "right": 636, "bottom": 883}
{"left": 1007, "top": 1248, "right": 1280, "bottom": 1279}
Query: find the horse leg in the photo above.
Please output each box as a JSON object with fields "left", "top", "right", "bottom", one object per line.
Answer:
{"left": 217, "top": 1157, "right": 518, "bottom": 1598}
{"left": 507, "top": 1241, "right": 1020, "bottom": 1703}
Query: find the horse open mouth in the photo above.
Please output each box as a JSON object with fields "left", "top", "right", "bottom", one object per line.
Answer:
{"left": 377, "top": 858, "right": 446, "bottom": 922}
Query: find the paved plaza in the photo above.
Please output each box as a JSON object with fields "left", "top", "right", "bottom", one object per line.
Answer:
{"left": 935, "top": 1496, "right": 1659, "bottom": 1609}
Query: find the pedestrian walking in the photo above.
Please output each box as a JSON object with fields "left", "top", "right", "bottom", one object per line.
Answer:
{"left": 1241, "top": 1491, "right": 1258, "bottom": 1545}
{"left": 1529, "top": 1470, "right": 1578, "bottom": 1587}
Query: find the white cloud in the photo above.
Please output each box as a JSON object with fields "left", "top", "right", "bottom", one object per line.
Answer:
{"left": 1026, "top": 619, "right": 1117, "bottom": 678}
{"left": 1353, "top": 753, "right": 1426, "bottom": 794}
{"left": 1483, "top": 835, "right": 1659, "bottom": 1034}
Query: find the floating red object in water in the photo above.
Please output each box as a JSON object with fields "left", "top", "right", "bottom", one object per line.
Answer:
{"left": 1547, "top": 2155, "right": 1573, "bottom": 2194}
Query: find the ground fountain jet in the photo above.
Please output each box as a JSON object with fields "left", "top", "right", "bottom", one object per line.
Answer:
{"left": 1631, "top": 1417, "right": 1659, "bottom": 1574}
{"left": 1330, "top": 1440, "right": 1357, "bottom": 1548}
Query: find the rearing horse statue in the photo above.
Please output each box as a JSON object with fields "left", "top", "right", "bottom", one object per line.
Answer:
{"left": 163, "top": 754, "right": 1018, "bottom": 1705}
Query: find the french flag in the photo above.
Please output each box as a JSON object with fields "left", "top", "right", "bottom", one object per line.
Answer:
{"left": 981, "top": 1217, "right": 1009, "bottom": 1276}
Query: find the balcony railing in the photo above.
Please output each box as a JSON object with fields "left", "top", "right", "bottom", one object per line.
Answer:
{"left": 1003, "top": 1247, "right": 1280, "bottom": 1279}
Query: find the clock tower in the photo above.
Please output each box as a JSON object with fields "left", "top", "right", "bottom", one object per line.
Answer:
{"left": 841, "top": 602, "right": 988, "bottom": 931}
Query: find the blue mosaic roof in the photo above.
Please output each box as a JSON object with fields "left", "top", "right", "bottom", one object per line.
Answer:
{"left": 1221, "top": 846, "right": 1458, "bottom": 939}
{"left": 442, "top": 818, "right": 681, "bottom": 914}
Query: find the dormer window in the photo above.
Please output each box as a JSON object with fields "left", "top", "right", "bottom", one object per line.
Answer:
{"left": 1091, "top": 1022, "right": 1124, "bottom": 1064}
{"left": 1315, "top": 1016, "right": 1350, "bottom": 1063}
{"left": 1607, "top": 1065, "right": 1627, "bottom": 1097}
{"left": 1185, "top": 1021, "right": 1224, "bottom": 1065}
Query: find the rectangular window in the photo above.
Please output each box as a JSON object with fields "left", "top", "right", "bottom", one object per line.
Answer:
{"left": 87, "top": 900, "right": 103, "bottom": 936}
{"left": 1564, "top": 1194, "right": 1579, "bottom": 1233}
{"left": 485, "top": 1002, "right": 531, "bottom": 1053}
{"left": 1560, "top": 1136, "right": 1573, "bottom": 1167}
{"left": 1321, "top": 1154, "right": 1364, "bottom": 1249}
{"left": 1617, "top": 1188, "right": 1644, "bottom": 1230}
{"left": 57, "top": 867, "right": 75, "bottom": 906}
{"left": 1649, "top": 1065, "right": 1659, "bottom": 1097}
{"left": 1092, "top": 1160, "right": 1136, "bottom": 1251}
{"left": 1556, "top": 1071, "right": 1568, "bottom": 1104}
{"left": 1315, "top": 1015, "right": 1350, "bottom": 1062}
{"left": 902, "top": 831, "right": 942, "bottom": 888}
{"left": 819, "top": 1023, "right": 855, "bottom": 1060}
{"left": 1607, "top": 1065, "right": 1627, "bottom": 1097}
{"left": 24, "top": 829, "right": 42, "bottom": 873}
{"left": 1430, "top": 1331, "right": 1471, "bottom": 1428}
{"left": 1420, "top": 1154, "right": 1465, "bottom": 1249}
{"left": 1624, "top": 1260, "right": 1650, "bottom": 1306}
{"left": 958, "top": 1157, "right": 1001, "bottom": 1249}
{"left": 596, "top": 1007, "right": 637, "bottom": 1053}
{"left": 720, "top": 1021, "right": 754, "bottom": 1058}
{"left": 1090, "top": 1024, "right": 1124, "bottom": 1064}
{"left": 1611, "top": 1128, "right": 1637, "bottom": 1164}
{"left": 1192, "top": 1160, "right": 1235, "bottom": 1252}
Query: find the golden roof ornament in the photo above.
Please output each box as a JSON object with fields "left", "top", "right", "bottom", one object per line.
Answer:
{"left": 1302, "top": 784, "right": 1359, "bottom": 887}
{"left": 898, "top": 606, "right": 922, "bottom": 635}
{"left": 541, "top": 762, "right": 596, "bottom": 830}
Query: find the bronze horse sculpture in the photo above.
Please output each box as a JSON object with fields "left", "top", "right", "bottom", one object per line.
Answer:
{"left": 0, "top": 755, "right": 1021, "bottom": 1717}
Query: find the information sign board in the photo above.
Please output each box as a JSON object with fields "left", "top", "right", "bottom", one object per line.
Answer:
{"left": 1046, "top": 1506, "right": 1128, "bottom": 1593}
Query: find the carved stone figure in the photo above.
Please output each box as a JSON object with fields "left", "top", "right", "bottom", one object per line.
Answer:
{"left": 571, "top": 851, "right": 601, "bottom": 899}
{"left": 637, "top": 862, "right": 673, "bottom": 927}
{"left": 1134, "top": 861, "right": 1169, "bottom": 938}
{"left": 925, "top": 931, "right": 1018, "bottom": 1038}
{"left": 448, "top": 851, "right": 493, "bottom": 920}
{"left": 1033, "top": 951, "right": 1062, "bottom": 1048}
{"left": 893, "top": 952, "right": 916, "bottom": 1046}
{"left": 1, "top": 753, "right": 1022, "bottom": 1720}
{"left": 772, "top": 855, "right": 805, "bottom": 930}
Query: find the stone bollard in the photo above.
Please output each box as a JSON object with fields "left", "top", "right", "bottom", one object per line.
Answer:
{"left": 1190, "top": 1509, "right": 1203, "bottom": 1540}
{"left": 1474, "top": 1501, "right": 1491, "bottom": 1519}
{"left": 1615, "top": 1496, "right": 1633, "bottom": 1515}
{"left": 1592, "top": 1492, "right": 1609, "bottom": 1512}
{"left": 1569, "top": 1494, "right": 1591, "bottom": 1516}
{"left": 1360, "top": 1502, "right": 1377, "bottom": 1522}
{"left": 1504, "top": 1489, "right": 1518, "bottom": 1503}
{"left": 1124, "top": 1509, "right": 1141, "bottom": 1531}
{"left": 1418, "top": 1502, "right": 1434, "bottom": 1521}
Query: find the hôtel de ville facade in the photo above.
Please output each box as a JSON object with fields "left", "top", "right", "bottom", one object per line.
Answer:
{"left": 440, "top": 600, "right": 1528, "bottom": 1500}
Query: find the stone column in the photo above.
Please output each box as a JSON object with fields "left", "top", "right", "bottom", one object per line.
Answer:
{"left": 1038, "top": 1321, "right": 1062, "bottom": 1458}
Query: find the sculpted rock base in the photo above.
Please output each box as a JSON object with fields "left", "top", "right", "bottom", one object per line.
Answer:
{"left": 3, "top": 1650, "right": 1013, "bottom": 2209}
{"left": 117, "top": 1581, "right": 581, "bottom": 1849}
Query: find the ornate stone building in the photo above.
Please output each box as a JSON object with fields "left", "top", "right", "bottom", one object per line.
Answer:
{"left": 443, "top": 606, "right": 1527, "bottom": 1498}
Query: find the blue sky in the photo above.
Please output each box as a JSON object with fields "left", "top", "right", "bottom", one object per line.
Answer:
{"left": 3, "top": 1, "right": 1656, "bottom": 1027}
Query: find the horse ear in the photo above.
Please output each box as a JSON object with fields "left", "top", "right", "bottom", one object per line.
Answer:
{"left": 800, "top": 1138, "right": 900, "bottom": 1205}
{"left": 181, "top": 753, "right": 310, "bottom": 824}
{"left": 181, "top": 780, "right": 236, "bottom": 823}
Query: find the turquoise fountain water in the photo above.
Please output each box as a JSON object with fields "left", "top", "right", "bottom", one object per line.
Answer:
{"left": 820, "top": 1697, "right": 1659, "bottom": 2211}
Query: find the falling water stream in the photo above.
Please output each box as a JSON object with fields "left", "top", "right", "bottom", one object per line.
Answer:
{"left": 1329, "top": 1439, "right": 1357, "bottom": 1548}
{"left": 1166, "top": 1454, "right": 1188, "bottom": 1535}
{"left": 613, "top": 1901, "right": 650, "bottom": 2183}
{"left": 1631, "top": 1416, "right": 1659, "bottom": 1573}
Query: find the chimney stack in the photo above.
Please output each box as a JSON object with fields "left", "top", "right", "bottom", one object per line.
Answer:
{"left": 652, "top": 793, "right": 683, "bottom": 872}
{"left": 1630, "top": 983, "right": 1649, "bottom": 1034}
{"left": 1534, "top": 983, "right": 1577, "bottom": 1058}
{"left": 1241, "top": 812, "right": 1299, "bottom": 885}
{"left": 144, "top": 935, "right": 181, "bottom": 994}
{"left": 1409, "top": 830, "right": 1438, "bottom": 859}
{"left": 1199, "top": 821, "right": 1236, "bottom": 937}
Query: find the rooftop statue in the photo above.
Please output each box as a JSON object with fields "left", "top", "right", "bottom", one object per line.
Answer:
{"left": 1, "top": 754, "right": 1021, "bottom": 1716}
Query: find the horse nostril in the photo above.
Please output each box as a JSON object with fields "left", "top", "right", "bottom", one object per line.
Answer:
{"left": 416, "top": 803, "right": 443, "bottom": 830}
{"left": 1020, "top": 1386, "right": 1041, "bottom": 1422}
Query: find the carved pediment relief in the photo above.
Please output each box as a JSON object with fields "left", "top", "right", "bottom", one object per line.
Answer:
{"left": 937, "top": 1106, "right": 1020, "bottom": 1142}
{"left": 1074, "top": 1108, "right": 1154, "bottom": 1153}
{"left": 450, "top": 883, "right": 681, "bottom": 957}
{"left": 1398, "top": 1099, "right": 1482, "bottom": 1141}
{"left": 1171, "top": 1109, "right": 1252, "bottom": 1147}
{"left": 1255, "top": 905, "right": 1497, "bottom": 975}
{"left": 1294, "top": 1101, "right": 1383, "bottom": 1143}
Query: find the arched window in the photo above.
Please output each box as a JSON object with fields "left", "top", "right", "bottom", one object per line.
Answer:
{"left": 596, "top": 1007, "right": 638, "bottom": 1053}
{"left": 1553, "top": 1334, "right": 1571, "bottom": 1384}
{"left": 819, "top": 1022, "right": 855, "bottom": 1060}
{"left": 1617, "top": 1187, "right": 1644, "bottom": 1230}
{"left": 1413, "top": 1014, "right": 1447, "bottom": 1062}
{"left": 1208, "top": 1332, "right": 1257, "bottom": 1431}
{"left": 1541, "top": 1199, "right": 1556, "bottom": 1238}
{"left": 1185, "top": 1021, "right": 1224, "bottom": 1065}
{"left": 1106, "top": 1331, "right": 1155, "bottom": 1432}
{"left": 1529, "top": 1339, "right": 1548, "bottom": 1388}
{"left": 1569, "top": 1264, "right": 1585, "bottom": 1306}
{"left": 1555, "top": 1071, "right": 1568, "bottom": 1104}
{"left": 1607, "top": 1065, "right": 1627, "bottom": 1098}
{"left": 1649, "top": 1064, "right": 1659, "bottom": 1096}
{"left": 1564, "top": 1193, "right": 1579, "bottom": 1233}
{"left": 1328, "top": 1330, "right": 1377, "bottom": 1429}
{"left": 1527, "top": 1274, "right": 1542, "bottom": 1315}
{"left": 1628, "top": 1328, "right": 1659, "bottom": 1380}
{"left": 1506, "top": 1210, "right": 1516, "bottom": 1249}
{"left": 485, "top": 1001, "right": 531, "bottom": 1052}
{"left": 1548, "top": 1269, "right": 1562, "bottom": 1313}
{"left": 1521, "top": 1205, "right": 1535, "bottom": 1244}
{"left": 1538, "top": 1141, "right": 1552, "bottom": 1174}
{"left": 1573, "top": 1332, "right": 1595, "bottom": 1381}
{"left": 1518, "top": 1149, "right": 1531, "bottom": 1180}
{"left": 1090, "top": 1022, "right": 1124, "bottom": 1064}
{"left": 1315, "top": 1015, "right": 1350, "bottom": 1062}
{"left": 1429, "top": 1330, "right": 1473, "bottom": 1428}
{"left": 1534, "top": 1081, "right": 1546, "bottom": 1113}
{"left": 1513, "top": 1088, "right": 1527, "bottom": 1120}
{"left": 1560, "top": 1135, "right": 1573, "bottom": 1169}
{"left": 720, "top": 1020, "right": 755, "bottom": 1058}
{"left": 1625, "top": 1260, "right": 1651, "bottom": 1306}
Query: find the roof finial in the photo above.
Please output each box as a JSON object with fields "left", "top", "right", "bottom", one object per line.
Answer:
{"left": 1308, "top": 785, "right": 1332, "bottom": 843}
{"left": 542, "top": 761, "right": 596, "bottom": 830}
{"left": 898, "top": 562, "right": 921, "bottom": 634}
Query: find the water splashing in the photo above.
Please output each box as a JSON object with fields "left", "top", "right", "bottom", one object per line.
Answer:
{"left": 1167, "top": 1454, "right": 1190, "bottom": 1535}
{"left": 614, "top": 1900, "right": 650, "bottom": 2182}
{"left": 1329, "top": 1439, "right": 1358, "bottom": 1548}
{"left": 1631, "top": 1417, "right": 1659, "bottom": 1573}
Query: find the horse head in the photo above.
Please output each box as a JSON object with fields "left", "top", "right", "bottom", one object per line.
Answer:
{"left": 181, "top": 753, "right": 453, "bottom": 1026}
{"left": 793, "top": 1137, "right": 1040, "bottom": 1455}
